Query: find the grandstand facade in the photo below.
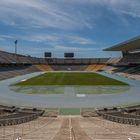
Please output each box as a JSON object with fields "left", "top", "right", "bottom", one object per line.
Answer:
{"left": 0, "top": 50, "right": 109, "bottom": 65}
{"left": 0, "top": 50, "right": 110, "bottom": 77}
{"left": 104, "top": 36, "right": 140, "bottom": 80}
{"left": 104, "top": 36, "right": 140, "bottom": 65}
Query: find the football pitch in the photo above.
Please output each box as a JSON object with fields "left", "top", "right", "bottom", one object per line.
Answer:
{"left": 15, "top": 72, "right": 128, "bottom": 86}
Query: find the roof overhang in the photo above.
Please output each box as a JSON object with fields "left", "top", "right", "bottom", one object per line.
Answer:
{"left": 104, "top": 36, "right": 140, "bottom": 52}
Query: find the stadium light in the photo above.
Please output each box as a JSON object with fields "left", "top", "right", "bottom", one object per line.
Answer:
{"left": 14, "top": 40, "right": 18, "bottom": 54}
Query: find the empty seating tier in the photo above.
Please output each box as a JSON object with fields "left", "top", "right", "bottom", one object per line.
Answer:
{"left": 0, "top": 65, "right": 40, "bottom": 80}
{"left": 0, "top": 105, "right": 44, "bottom": 126}
{"left": 85, "top": 64, "right": 104, "bottom": 72}
{"left": 51, "top": 64, "right": 87, "bottom": 71}
{"left": 34, "top": 64, "right": 53, "bottom": 71}
{"left": 96, "top": 105, "right": 140, "bottom": 126}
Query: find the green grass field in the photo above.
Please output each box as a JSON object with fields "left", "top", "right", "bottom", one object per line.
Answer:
{"left": 44, "top": 108, "right": 95, "bottom": 115}
{"left": 59, "top": 108, "right": 80, "bottom": 115}
{"left": 15, "top": 72, "right": 128, "bottom": 86}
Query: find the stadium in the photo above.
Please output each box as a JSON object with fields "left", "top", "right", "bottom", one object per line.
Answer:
{"left": 1, "top": 1, "right": 140, "bottom": 140}
{"left": 0, "top": 36, "right": 140, "bottom": 139}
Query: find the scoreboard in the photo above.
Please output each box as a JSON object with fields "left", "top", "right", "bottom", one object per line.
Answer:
{"left": 64, "top": 53, "right": 74, "bottom": 58}
{"left": 44, "top": 52, "right": 52, "bottom": 58}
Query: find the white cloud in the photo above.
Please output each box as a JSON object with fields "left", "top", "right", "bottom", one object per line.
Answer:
{"left": 119, "top": 10, "right": 140, "bottom": 18}
{"left": 0, "top": 0, "right": 139, "bottom": 30}
{"left": 103, "top": 0, "right": 140, "bottom": 19}
{"left": 0, "top": 0, "right": 94, "bottom": 29}
{"left": 0, "top": 35, "right": 15, "bottom": 39}
{"left": 51, "top": 45, "right": 99, "bottom": 52}
{"left": 68, "top": 36, "right": 95, "bottom": 45}
{"left": 29, "top": 34, "right": 95, "bottom": 45}
{"left": 66, "top": 0, "right": 140, "bottom": 19}
{"left": 29, "top": 34, "right": 59, "bottom": 42}
{"left": 0, "top": 33, "right": 96, "bottom": 45}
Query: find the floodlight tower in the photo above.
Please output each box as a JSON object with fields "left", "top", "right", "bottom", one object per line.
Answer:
{"left": 14, "top": 40, "right": 18, "bottom": 54}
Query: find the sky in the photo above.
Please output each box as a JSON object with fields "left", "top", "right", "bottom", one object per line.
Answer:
{"left": 0, "top": 0, "right": 140, "bottom": 58}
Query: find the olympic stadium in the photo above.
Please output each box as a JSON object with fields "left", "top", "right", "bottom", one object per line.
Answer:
{"left": 0, "top": 36, "right": 140, "bottom": 139}
{"left": 1, "top": 0, "right": 140, "bottom": 139}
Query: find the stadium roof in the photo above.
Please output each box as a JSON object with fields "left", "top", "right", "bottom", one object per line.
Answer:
{"left": 104, "top": 36, "right": 140, "bottom": 52}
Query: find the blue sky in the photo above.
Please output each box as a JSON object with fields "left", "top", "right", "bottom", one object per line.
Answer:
{"left": 0, "top": 0, "right": 140, "bottom": 58}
